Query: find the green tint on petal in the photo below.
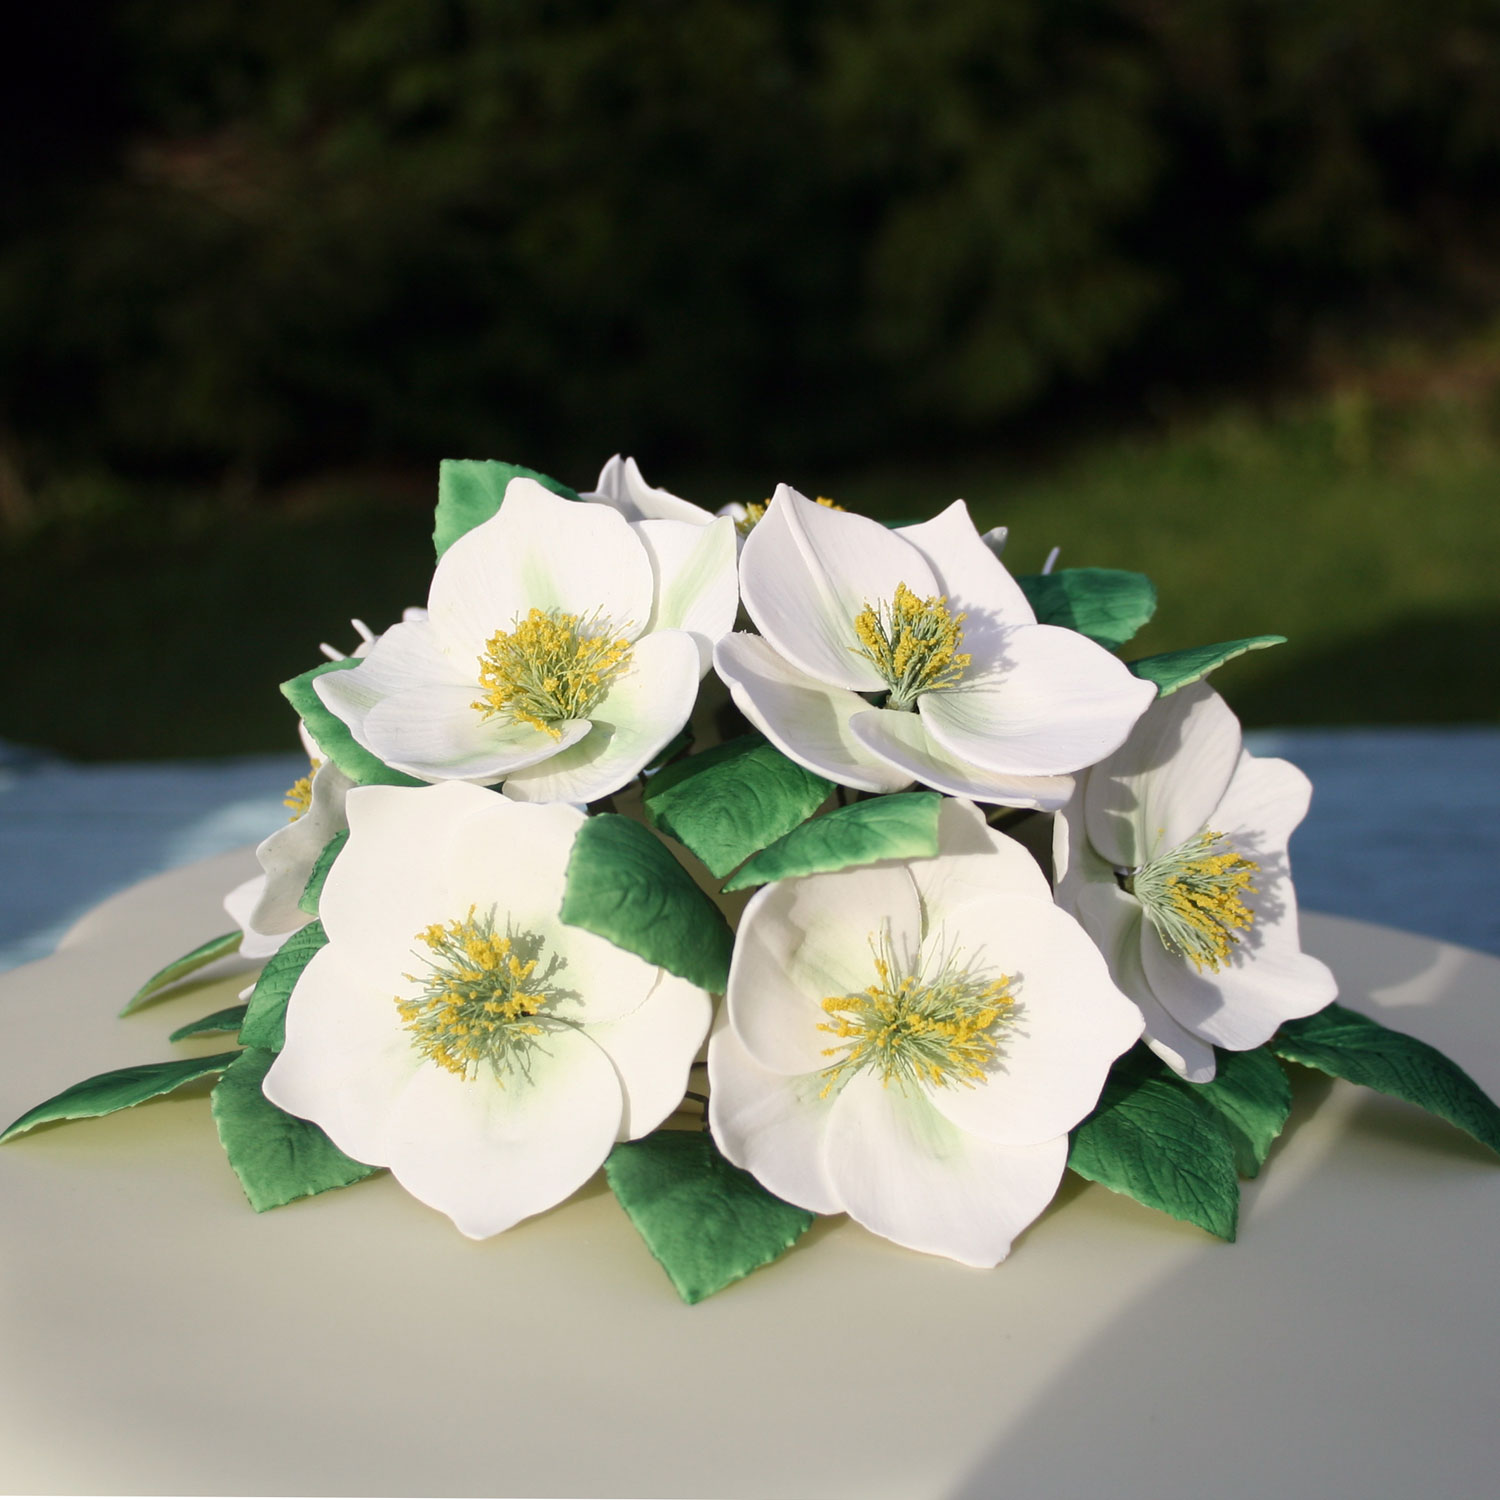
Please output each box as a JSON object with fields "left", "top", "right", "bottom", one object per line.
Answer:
{"left": 280, "top": 661, "right": 424, "bottom": 789}
{"left": 1189, "top": 1046, "right": 1292, "bottom": 1178}
{"left": 433, "top": 458, "right": 580, "bottom": 559}
{"left": 120, "top": 929, "right": 242, "bottom": 1015}
{"left": 1016, "top": 568, "right": 1158, "bottom": 650}
{"left": 211, "top": 1047, "right": 379, "bottom": 1212}
{"left": 0, "top": 1052, "right": 241, "bottom": 1143}
{"left": 1271, "top": 1002, "right": 1500, "bottom": 1157}
{"left": 1068, "top": 1046, "right": 1240, "bottom": 1240}
{"left": 169, "top": 1004, "right": 251, "bottom": 1043}
{"left": 298, "top": 828, "right": 349, "bottom": 917}
{"left": 642, "top": 733, "right": 834, "bottom": 878}
{"left": 238, "top": 920, "right": 328, "bottom": 1053}
{"left": 1127, "top": 636, "right": 1286, "bottom": 696}
{"left": 561, "top": 815, "right": 734, "bottom": 992}
{"left": 722, "top": 792, "right": 943, "bottom": 892}
{"left": 605, "top": 1128, "right": 816, "bottom": 1304}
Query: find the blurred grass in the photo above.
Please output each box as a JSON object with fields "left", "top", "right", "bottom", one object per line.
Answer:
{"left": 3, "top": 386, "right": 1498, "bottom": 760}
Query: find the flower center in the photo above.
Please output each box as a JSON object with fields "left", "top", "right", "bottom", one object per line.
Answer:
{"left": 1122, "top": 828, "right": 1259, "bottom": 972}
{"left": 851, "top": 582, "right": 971, "bottom": 710}
{"left": 282, "top": 758, "right": 321, "bottom": 820}
{"left": 473, "top": 608, "right": 632, "bottom": 737}
{"left": 735, "top": 494, "right": 842, "bottom": 538}
{"left": 819, "top": 932, "right": 1017, "bottom": 1096}
{"left": 397, "top": 907, "right": 571, "bottom": 1083}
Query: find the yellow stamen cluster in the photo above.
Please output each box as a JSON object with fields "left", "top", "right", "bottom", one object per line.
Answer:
{"left": 473, "top": 608, "right": 631, "bottom": 737}
{"left": 734, "top": 494, "right": 843, "bottom": 538}
{"left": 396, "top": 907, "right": 568, "bottom": 1083}
{"left": 1125, "top": 828, "right": 1260, "bottom": 972}
{"left": 851, "top": 582, "right": 971, "bottom": 710}
{"left": 819, "top": 933, "right": 1017, "bottom": 1096}
{"left": 282, "top": 758, "right": 322, "bottom": 820}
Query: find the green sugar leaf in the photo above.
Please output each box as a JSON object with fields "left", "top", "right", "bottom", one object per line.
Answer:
{"left": 298, "top": 828, "right": 349, "bottom": 916}
{"left": 1190, "top": 1046, "right": 1293, "bottom": 1178}
{"left": 560, "top": 814, "right": 734, "bottom": 992}
{"left": 169, "top": 1004, "right": 251, "bottom": 1042}
{"left": 723, "top": 792, "right": 943, "bottom": 892}
{"left": 642, "top": 733, "right": 834, "bottom": 878}
{"left": 121, "top": 929, "right": 243, "bottom": 1015}
{"left": 281, "top": 660, "right": 424, "bottom": 789}
{"left": 1069, "top": 1047, "right": 1240, "bottom": 1240}
{"left": 1127, "top": 636, "right": 1286, "bottom": 696}
{"left": 434, "top": 458, "right": 580, "bottom": 559}
{"left": 1, "top": 1052, "right": 241, "bottom": 1143}
{"left": 1016, "top": 568, "right": 1158, "bottom": 650}
{"left": 606, "top": 1129, "right": 815, "bottom": 1304}
{"left": 211, "top": 1047, "right": 379, "bottom": 1212}
{"left": 1271, "top": 1002, "right": 1500, "bottom": 1157}
{"left": 239, "top": 920, "right": 328, "bottom": 1053}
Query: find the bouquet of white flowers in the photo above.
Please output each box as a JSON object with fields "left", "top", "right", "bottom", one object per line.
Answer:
{"left": 8, "top": 458, "right": 1497, "bottom": 1303}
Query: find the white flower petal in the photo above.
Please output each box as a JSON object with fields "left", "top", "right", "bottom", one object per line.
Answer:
{"left": 897, "top": 499, "right": 1037, "bottom": 657}
{"left": 382, "top": 1026, "right": 624, "bottom": 1238}
{"left": 631, "top": 516, "right": 739, "bottom": 676}
{"left": 363, "top": 684, "right": 589, "bottom": 784}
{"left": 249, "top": 760, "right": 354, "bottom": 936}
{"left": 587, "top": 972, "right": 713, "bottom": 1140}
{"left": 428, "top": 478, "right": 655, "bottom": 659}
{"left": 923, "top": 896, "right": 1141, "bottom": 1146}
{"left": 224, "top": 874, "right": 285, "bottom": 959}
{"left": 715, "top": 632, "right": 914, "bottom": 794}
{"left": 707, "top": 1016, "right": 843, "bottom": 1216}
{"left": 312, "top": 619, "right": 456, "bottom": 744}
{"left": 739, "top": 484, "right": 938, "bottom": 691}
{"left": 825, "top": 1072, "right": 1069, "bottom": 1267}
{"left": 728, "top": 866, "right": 922, "bottom": 1076}
{"left": 1082, "top": 681, "right": 1241, "bottom": 869}
{"left": 499, "top": 629, "right": 700, "bottom": 804}
{"left": 1213, "top": 750, "right": 1313, "bottom": 859}
{"left": 919, "top": 623, "right": 1155, "bottom": 776}
{"left": 848, "top": 706, "right": 1073, "bottom": 809}
{"left": 584, "top": 454, "right": 717, "bottom": 525}
{"left": 908, "top": 800, "right": 1053, "bottom": 926}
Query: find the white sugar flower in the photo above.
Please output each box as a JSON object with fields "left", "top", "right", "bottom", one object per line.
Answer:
{"left": 313, "top": 478, "right": 738, "bottom": 802}
{"left": 708, "top": 799, "right": 1141, "bottom": 1267}
{"left": 714, "top": 486, "right": 1156, "bottom": 809}
{"left": 1054, "top": 681, "right": 1337, "bottom": 1083}
{"left": 263, "top": 782, "right": 714, "bottom": 1237}
{"left": 582, "top": 453, "right": 717, "bottom": 525}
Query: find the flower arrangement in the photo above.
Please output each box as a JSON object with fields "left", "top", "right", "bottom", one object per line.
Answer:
{"left": 7, "top": 458, "right": 1499, "bottom": 1303}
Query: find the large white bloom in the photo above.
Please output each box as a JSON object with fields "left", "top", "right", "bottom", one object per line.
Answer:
{"left": 313, "top": 478, "right": 738, "bottom": 803}
{"left": 263, "top": 782, "right": 714, "bottom": 1237}
{"left": 708, "top": 799, "right": 1141, "bottom": 1267}
{"left": 714, "top": 486, "right": 1156, "bottom": 809}
{"left": 1054, "top": 681, "right": 1337, "bottom": 1083}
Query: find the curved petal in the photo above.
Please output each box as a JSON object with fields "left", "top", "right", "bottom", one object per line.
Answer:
{"left": 633, "top": 516, "right": 739, "bottom": 676}
{"left": 919, "top": 623, "right": 1155, "bottom": 777}
{"left": 499, "top": 629, "right": 700, "bottom": 804}
{"left": 312, "top": 620, "right": 458, "bottom": 744}
{"left": 825, "top": 1072, "right": 1069, "bottom": 1267}
{"left": 739, "top": 485, "right": 938, "bottom": 691}
{"left": 584, "top": 454, "right": 717, "bottom": 525}
{"left": 587, "top": 971, "right": 713, "bottom": 1139}
{"left": 382, "top": 1025, "right": 624, "bottom": 1238}
{"left": 1212, "top": 750, "right": 1313, "bottom": 860}
{"left": 224, "top": 874, "right": 287, "bottom": 959}
{"left": 728, "top": 866, "right": 922, "bottom": 1076}
{"left": 1082, "top": 681, "right": 1242, "bottom": 870}
{"left": 708, "top": 1017, "right": 843, "bottom": 1215}
{"left": 363, "top": 683, "right": 588, "bottom": 785}
{"left": 849, "top": 706, "right": 1073, "bottom": 809}
{"left": 897, "top": 499, "right": 1036, "bottom": 657}
{"left": 923, "top": 897, "right": 1141, "bottom": 1146}
{"left": 428, "top": 479, "right": 655, "bottom": 660}
{"left": 909, "top": 800, "right": 1053, "bottom": 928}
{"left": 715, "top": 633, "right": 914, "bottom": 794}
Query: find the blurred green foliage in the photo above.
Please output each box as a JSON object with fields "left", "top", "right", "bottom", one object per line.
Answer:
{"left": 4, "top": 0, "right": 1500, "bottom": 512}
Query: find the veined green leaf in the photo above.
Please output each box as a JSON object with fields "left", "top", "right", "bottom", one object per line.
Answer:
{"left": 238, "top": 921, "right": 328, "bottom": 1053}
{"left": 1016, "top": 568, "right": 1157, "bottom": 650}
{"left": 298, "top": 828, "right": 349, "bottom": 916}
{"left": 1190, "top": 1046, "right": 1292, "bottom": 1178}
{"left": 1128, "top": 636, "right": 1285, "bottom": 696}
{"left": 121, "top": 929, "right": 242, "bottom": 1015}
{"left": 169, "top": 1004, "right": 251, "bottom": 1042}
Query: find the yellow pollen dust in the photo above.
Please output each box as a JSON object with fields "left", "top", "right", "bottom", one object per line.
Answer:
{"left": 735, "top": 494, "right": 843, "bottom": 538}
{"left": 282, "top": 758, "right": 321, "bottom": 820}
{"left": 473, "top": 608, "right": 631, "bottom": 737}
{"left": 851, "top": 582, "right": 971, "bottom": 710}
{"left": 819, "top": 935, "right": 1016, "bottom": 1096}
{"left": 1126, "top": 828, "right": 1260, "bottom": 972}
{"left": 396, "top": 907, "right": 563, "bottom": 1083}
